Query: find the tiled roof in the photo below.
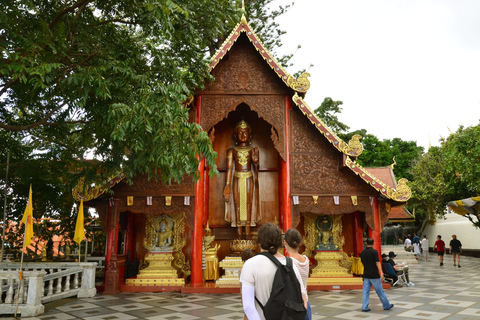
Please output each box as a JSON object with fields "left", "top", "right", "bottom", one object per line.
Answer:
{"left": 387, "top": 205, "right": 414, "bottom": 221}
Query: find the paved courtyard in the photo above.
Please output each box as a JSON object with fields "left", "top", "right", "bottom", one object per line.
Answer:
{"left": 22, "top": 254, "right": 480, "bottom": 320}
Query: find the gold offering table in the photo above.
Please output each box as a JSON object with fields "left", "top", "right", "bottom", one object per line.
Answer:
{"left": 126, "top": 252, "right": 185, "bottom": 286}
{"left": 308, "top": 250, "right": 362, "bottom": 285}
{"left": 216, "top": 256, "right": 243, "bottom": 286}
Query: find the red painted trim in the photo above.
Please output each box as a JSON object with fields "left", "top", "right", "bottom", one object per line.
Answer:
{"left": 278, "top": 157, "right": 284, "bottom": 230}
{"left": 370, "top": 196, "right": 382, "bottom": 260}
{"left": 281, "top": 95, "right": 292, "bottom": 232}
{"left": 192, "top": 159, "right": 205, "bottom": 285}
{"left": 203, "top": 166, "right": 210, "bottom": 227}
{"left": 353, "top": 211, "right": 363, "bottom": 257}
{"left": 105, "top": 204, "right": 113, "bottom": 273}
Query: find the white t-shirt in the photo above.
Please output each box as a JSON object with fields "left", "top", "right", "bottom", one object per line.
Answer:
{"left": 413, "top": 242, "right": 421, "bottom": 255}
{"left": 240, "top": 254, "right": 306, "bottom": 320}
{"left": 421, "top": 238, "right": 429, "bottom": 251}
{"left": 404, "top": 238, "right": 412, "bottom": 247}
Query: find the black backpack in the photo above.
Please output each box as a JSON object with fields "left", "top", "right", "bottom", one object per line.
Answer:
{"left": 254, "top": 252, "right": 307, "bottom": 320}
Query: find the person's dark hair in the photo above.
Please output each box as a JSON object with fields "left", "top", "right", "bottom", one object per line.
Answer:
{"left": 437, "top": 235, "right": 442, "bottom": 239}
{"left": 285, "top": 228, "right": 302, "bottom": 249}
{"left": 242, "top": 248, "right": 254, "bottom": 262}
{"left": 258, "top": 222, "right": 283, "bottom": 254}
{"left": 366, "top": 238, "right": 374, "bottom": 245}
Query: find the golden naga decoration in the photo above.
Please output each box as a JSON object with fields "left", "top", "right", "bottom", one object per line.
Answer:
{"left": 287, "top": 72, "right": 311, "bottom": 93}
{"left": 387, "top": 178, "right": 412, "bottom": 202}
{"left": 390, "top": 156, "right": 397, "bottom": 170}
{"left": 342, "top": 134, "right": 363, "bottom": 156}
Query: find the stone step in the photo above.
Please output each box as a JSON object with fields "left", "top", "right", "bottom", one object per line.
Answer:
{"left": 382, "top": 245, "right": 419, "bottom": 264}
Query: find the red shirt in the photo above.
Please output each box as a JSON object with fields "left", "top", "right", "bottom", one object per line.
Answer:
{"left": 435, "top": 239, "right": 445, "bottom": 252}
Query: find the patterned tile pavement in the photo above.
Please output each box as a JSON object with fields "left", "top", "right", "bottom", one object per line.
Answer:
{"left": 21, "top": 254, "right": 480, "bottom": 320}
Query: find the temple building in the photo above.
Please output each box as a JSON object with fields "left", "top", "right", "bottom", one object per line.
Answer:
{"left": 76, "top": 13, "right": 411, "bottom": 294}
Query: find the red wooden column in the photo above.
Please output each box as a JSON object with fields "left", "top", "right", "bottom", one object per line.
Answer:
{"left": 279, "top": 95, "right": 292, "bottom": 232}
{"left": 352, "top": 211, "right": 363, "bottom": 257}
{"left": 368, "top": 196, "right": 382, "bottom": 260}
{"left": 191, "top": 96, "right": 205, "bottom": 285}
{"left": 203, "top": 167, "right": 210, "bottom": 227}
{"left": 104, "top": 200, "right": 120, "bottom": 294}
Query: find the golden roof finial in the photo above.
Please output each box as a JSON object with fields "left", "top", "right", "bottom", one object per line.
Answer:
{"left": 241, "top": 0, "right": 247, "bottom": 25}
{"left": 390, "top": 156, "right": 397, "bottom": 170}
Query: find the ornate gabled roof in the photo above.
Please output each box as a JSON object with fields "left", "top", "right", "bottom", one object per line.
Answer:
{"left": 72, "top": 173, "right": 125, "bottom": 201}
{"left": 387, "top": 205, "right": 414, "bottom": 222}
{"left": 346, "top": 160, "right": 411, "bottom": 202}
{"left": 209, "top": 17, "right": 310, "bottom": 94}
{"left": 292, "top": 93, "right": 363, "bottom": 157}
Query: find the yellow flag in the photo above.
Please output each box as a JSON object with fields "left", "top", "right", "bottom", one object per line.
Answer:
{"left": 21, "top": 186, "right": 34, "bottom": 247}
{"left": 74, "top": 199, "right": 85, "bottom": 244}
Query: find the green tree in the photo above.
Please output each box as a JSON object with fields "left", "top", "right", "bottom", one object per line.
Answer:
{"left": 314, "top": 97, "right": 350, "bottom": 134}
{"left": 442, "top": 123, "right": 480, "bottom": 199}
{"left": 340, "top": 130, "right": 423, "bottom": 181}
{"left": 409, "top": 122, "right": 480, "bottom": 228}
{"left": 408, "top": 146, "right": 447, "bottom": 222}
{"left": 1, "top": 0, "right": 298, "bottom": 255}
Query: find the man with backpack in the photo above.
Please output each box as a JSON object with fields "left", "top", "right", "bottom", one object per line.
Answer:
{"left": 240, "top": 222, "right": 307, "bottom": 320}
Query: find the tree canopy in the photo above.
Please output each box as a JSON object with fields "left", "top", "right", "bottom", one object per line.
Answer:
{"left": 0, "top": 0, "right": 297, "bottom": 255}
{"left": 410, "top": 121, "right": 480, "bottom": 227}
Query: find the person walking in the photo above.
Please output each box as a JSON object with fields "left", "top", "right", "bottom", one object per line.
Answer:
{"left": 404, "top": 235, "right": 412, "bottom": 252}
{"left": 421, "top": 235, "right": 429, "bottom": 261}
{"left": 284, "top": 228, "right": 311, "bottom": 320}
{"left": 240, "top": 222, "right": 307, "bottom": 320}
{"left": 360, "top": 238, "right": 394, "bottom": 312}
{"left": 449, "top": 234, "right": 462, "bottom": 268}
{"left": 433, "top": 235, "right": 446, "bottom": 266}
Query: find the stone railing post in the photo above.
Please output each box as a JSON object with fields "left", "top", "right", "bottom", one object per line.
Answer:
{"left": 22, "top": 271, "right": 46, "bottom": 317}
{"left": 78, "top": 262, "right": 97, "bottom": 298}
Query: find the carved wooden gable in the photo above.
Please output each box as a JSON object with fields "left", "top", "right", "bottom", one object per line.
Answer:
{"left": 290, "top": 107, "right": 373, "bottom": 196}
{"left": 199, "top": 34, "right": 290, "bottom": 161}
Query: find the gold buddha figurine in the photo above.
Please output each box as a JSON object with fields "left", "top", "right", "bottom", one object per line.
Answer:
{"left": 203, "top": 222, "right": 220, "bottom": 280}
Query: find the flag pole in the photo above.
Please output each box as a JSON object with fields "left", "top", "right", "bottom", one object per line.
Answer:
{"left": 14, "top": 207, "right": 29, "bottom": 318}
{"left": 1, "top": 150, "right": 10, "bottom": 262}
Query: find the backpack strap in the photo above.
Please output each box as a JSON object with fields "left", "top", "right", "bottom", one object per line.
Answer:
{"left": 253, "top": 252, "right": 292, "bottom": 310}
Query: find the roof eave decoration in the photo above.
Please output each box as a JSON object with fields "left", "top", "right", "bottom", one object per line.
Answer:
{"left": 292, "top": 93, "right": 363, "bottom": 157}
{"left": 345, "top": 157, "right": 411, "bottom": 202}
{"left": 72, "top": 172, "right": 126, "bottom": 201}
{"left": 209, "top": 19, "right": 310, "bottom": 94}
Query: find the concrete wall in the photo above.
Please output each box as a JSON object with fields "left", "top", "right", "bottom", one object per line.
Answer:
{"left": 423, "top": 210, "right": 480, "bottom": 252}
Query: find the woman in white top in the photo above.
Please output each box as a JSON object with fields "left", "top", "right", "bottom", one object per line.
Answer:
{"left": 284, "top": 228, "right": 311, "bottom": 320}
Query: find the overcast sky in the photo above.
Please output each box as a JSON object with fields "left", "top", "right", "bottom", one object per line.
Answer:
{"left": 271, "top": 0, "right": 480, "bottom": 150}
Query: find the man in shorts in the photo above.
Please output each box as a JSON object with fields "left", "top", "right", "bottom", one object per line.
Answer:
{"left": 433, "top": 235, "right": 445, "bottom": 266}
{"left": 449, "top": 234, "right": 462, "bottom": 268}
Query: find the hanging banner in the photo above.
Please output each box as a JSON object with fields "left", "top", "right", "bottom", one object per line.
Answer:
{"left": 333, "top": 196, "right": 339, "bottom": 205}
{"left": 351, "top": 196, "right": 358, "bottom": 206}
{"left": 127, "top": 196, "right": 134, "bottom": 206}
{"left": 147, "top": 196, "right": 153, "bottom": 206}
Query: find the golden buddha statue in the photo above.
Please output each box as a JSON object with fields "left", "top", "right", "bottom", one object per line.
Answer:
{"left": 203, "top": 222, "right": 220, "bottom": 280}
{"left": 224, "top": 120, "right": 262, "bottom": 236}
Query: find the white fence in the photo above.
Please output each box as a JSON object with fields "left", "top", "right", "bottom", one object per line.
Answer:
{"left": 0, "top": 262, "right": 97, "bottom": 317}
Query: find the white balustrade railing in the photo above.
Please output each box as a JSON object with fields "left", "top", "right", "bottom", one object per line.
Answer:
{"left": 0, "top": 262, "right": 97, "bottom": 317}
